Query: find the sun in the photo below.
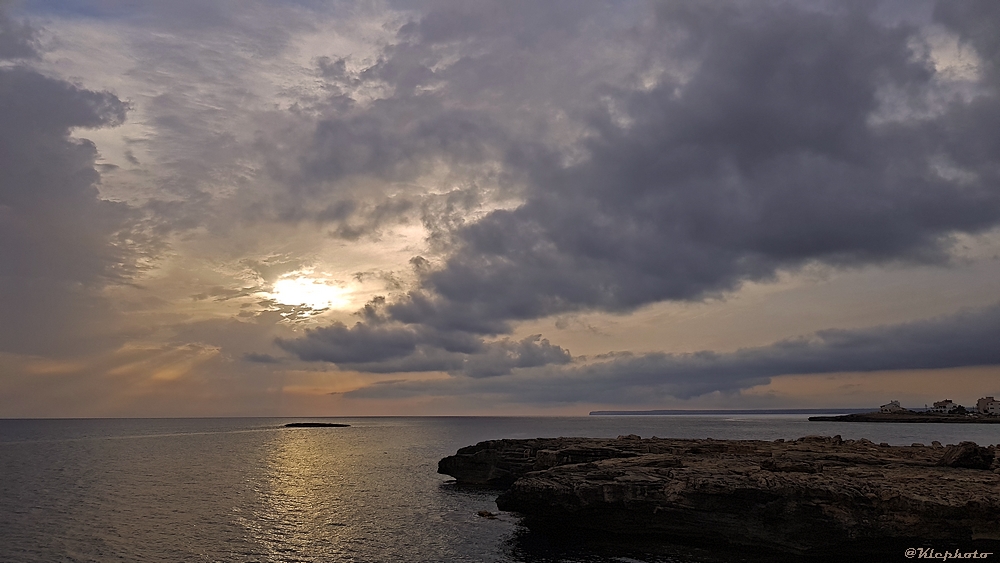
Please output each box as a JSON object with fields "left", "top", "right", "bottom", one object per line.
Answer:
{"left": 269, "top": 273, "right": 351, "bottom": 310}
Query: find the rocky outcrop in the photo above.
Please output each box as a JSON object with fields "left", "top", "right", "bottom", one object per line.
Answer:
{"left": 937, "top": 441, "right": 996, "bottom": 469}
{"left": 436, "top": 437, "right": 645, "bottom": 487}
{"left": 439, "top": 436, "right": 1000, "bottom": 556}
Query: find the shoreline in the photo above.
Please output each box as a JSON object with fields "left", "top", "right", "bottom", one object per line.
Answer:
{"left": 808, "top": 412, "right": 1000, "bottom": 423}
{"left": 590, "top": 408, "right": 871, "bottom": 416}
{"left": 439, "top": 435, "right": 1000, "bottom": 558}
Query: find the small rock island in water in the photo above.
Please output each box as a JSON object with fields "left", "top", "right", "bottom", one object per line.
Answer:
{"left": 283, "top": 422, "right": 350, "bottom": 428}
{"left": 439, "top": 435, "right": 1000, "bottom": 558}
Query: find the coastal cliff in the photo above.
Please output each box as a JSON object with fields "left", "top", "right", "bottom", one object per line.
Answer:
{"left": 439, "top": 436, "right": 1000, "bottom": 556}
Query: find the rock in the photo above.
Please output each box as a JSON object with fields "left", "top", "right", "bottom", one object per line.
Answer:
{"left": 937, "top": 441, "right": 995, "bottom": 470}
{"left": 437, "top": 438, "right": 644, "bottom": 487}
{"left": 440, "top": 436, "right": 1000, "bottom": 556}
{"left": 759, "top": 456, "right": 822, "bottom": 473}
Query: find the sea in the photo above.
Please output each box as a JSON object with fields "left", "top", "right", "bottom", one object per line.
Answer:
{"left": 2, "top": 415, "right": 998, "bottom": 563}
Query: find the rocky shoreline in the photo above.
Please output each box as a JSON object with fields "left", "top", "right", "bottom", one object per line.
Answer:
{"left": 439, "top": 436, "right": 1000, "bottom": 558}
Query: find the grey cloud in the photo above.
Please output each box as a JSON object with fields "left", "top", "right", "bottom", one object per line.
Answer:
{"left": 192, "top": 286, "right": 257, "bottom": 302}
{"left": 298, "top": 102, "right": 503, "bottom": 188}
{"left": 345, "top": 303, "right": 1000, "bottom": 403}
{"left": 283, "top": 0, "right": 1000, "bottom": 377}
{"left": 277, "top": 322, "right": 569, "bottom": 377}
{"left": 323, "top": 196, "right": 416, "bottom": 241}
{"left": 0, "top": 5, "right": 37, "bottom": 59}
{"left": 279, "top": 322, "right": 421, "bottom": 364}
{"left": 372, "top": 0, "right": 1000, "bottom": 333}
{"left": 459, "top": 335, "right": 571, "bottom": 378}
{"left": 561, "top": 301, "right": 1000, "bottom": 400}
{"left": 260, "top": 0, "right": 641, "bottom": 233}
{"left": 0, "top": 67, "right": 132, "bottom": 284}
{"left": 395, "top": 0, "right": 589, "bottom": 44}
{"left": 934, "top": 0, "right": 1000, "bottom": 84}
{"left": 21, "top": 0, "right": 994, "bottom": 400}
{"left": 244, "top": 353, "right": 282, "bottom": 364}
{"left": 0, "top": 9, "right": 144, "bottom": 357}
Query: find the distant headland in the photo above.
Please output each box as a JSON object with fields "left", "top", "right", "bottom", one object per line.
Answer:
{"left": 810, "top": 397, "right": 1000, "bottom": 423}
{"left": 590, "top": 408, "right": 870, "bottom": 416}
{"left": 283, "top": 422, "right": 351, "bottom": 428}
{"left": 591, "top": 397, "right": 1000, "bottom": 423}
{"left": 809, "top": 412, "right": 1000, "bottom": 423}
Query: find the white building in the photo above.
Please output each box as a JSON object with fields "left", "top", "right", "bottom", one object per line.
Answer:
{"left": 977, "top": 396, "right": 1000, "bottom": 415}
{"left": 880, "top": 400, "right": 905, "bottom": 413}
{"left": 931, "top": 399, "right": 957, "bottom": 413}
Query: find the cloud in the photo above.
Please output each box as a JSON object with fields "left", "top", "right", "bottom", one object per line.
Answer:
{"left": 934, "top": 0, "right": 1000, "bottom": 85}
{"left": 276, "top": 1, "right": 1000, "bottom": 387}
{"left": 316, "top": 2, "right": 1000, "bottom": 320}
{"left": 0, "top": 4, "right": 37, "bottom": 59}
{"left": 0, "top": 7, "right": 145, "bottom": 356}
{"left": 344, "top": 303, "right": 1000, "bottom": 403}
{"left": 7, "top": 0, "right": 1000, "bottom": 413}
{"left": 403, "top": 2, "right": 999, "bottom": 328}
{"left": 278, "top": 321, "right": 569, "bottom": 377}
{"left": 244, "top": 352, "right": 282, "bottom": 364}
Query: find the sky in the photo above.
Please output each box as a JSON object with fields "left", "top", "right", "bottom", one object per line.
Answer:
{"left": 1, "top": 0, "right": 999, "bottom": 417}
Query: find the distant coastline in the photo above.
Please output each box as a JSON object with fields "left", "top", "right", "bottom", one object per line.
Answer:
{"left": 589, "top": 408, "right": 872, "bottom": 416}
{"left": 808, "top": 412, "right": 1000, "bottom": 424}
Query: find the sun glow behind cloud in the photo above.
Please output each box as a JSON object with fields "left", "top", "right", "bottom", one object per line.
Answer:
{"left": 269, "top": 273, "right": 352, "bottom": 310}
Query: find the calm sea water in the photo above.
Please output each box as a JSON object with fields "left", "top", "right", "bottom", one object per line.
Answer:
{"left": 2, "top": 416, "right": 998, "bottom": 563}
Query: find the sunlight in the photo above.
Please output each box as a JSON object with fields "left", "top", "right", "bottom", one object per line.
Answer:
{"left": 270, "top": 274, "right": 351, "bottom": 310}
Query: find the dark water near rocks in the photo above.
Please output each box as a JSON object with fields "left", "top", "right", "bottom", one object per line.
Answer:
{"left": 2, "top": 416, "right": 998, "bottom": 563}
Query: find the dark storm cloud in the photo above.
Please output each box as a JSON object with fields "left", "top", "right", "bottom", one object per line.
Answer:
{"left": 380, "top": 0, "right": 1000, "bottom": 330}
{"left": 344, "top": 303, "right": 1000, "bottom": 403}
{"left": 0, "top": 8, "right": 143, "bottom": 356}
{"left": 283, "top": 0, "right": 1000, "bottom": 391}
{"left": 277, "top": 322, "right": 569, "bottom": 377}
{"left": 0, "top": 4, "right": 37, "bottom": 58}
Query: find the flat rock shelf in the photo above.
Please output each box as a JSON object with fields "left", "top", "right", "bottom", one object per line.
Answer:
{"left": 439, "top": 435, "right": 1000, "bottom": 559}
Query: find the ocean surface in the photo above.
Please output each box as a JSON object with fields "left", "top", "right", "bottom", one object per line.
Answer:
{"left": 2, "top": 416, "right": 998, "bottom": 563}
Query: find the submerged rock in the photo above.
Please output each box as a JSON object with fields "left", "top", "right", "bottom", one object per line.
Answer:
{"left": 439, "top": 436, "right": 1000, "bottom": 556}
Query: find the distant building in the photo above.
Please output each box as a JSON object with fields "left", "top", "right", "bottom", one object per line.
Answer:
{"left": 977, "top": 397, "right": 1000, "bottom": 415}
{"left": 880, "top": 400, "right": 906, "bottom": 413}
{"left": 931, "top": 399, "right": 957, "bottom": 413}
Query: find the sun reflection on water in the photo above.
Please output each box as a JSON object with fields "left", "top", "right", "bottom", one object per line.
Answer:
{"left": 245, "top": 428, "right": 354, "bottom": 561}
